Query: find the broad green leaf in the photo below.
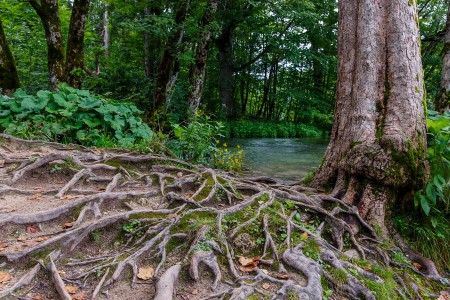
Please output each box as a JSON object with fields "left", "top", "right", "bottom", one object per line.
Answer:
{"left": 0, "top": 115, "right": 13, "bottom": 128}
{"left": 67, "top": 93, "right": 79, "bottom": 102}
{"left": 76, "top": 130, "right": 87, "bottom": 140}
{"left": 76, "top": 89, "right": 90, "bottom": 97}
{"left": 10, "top": 101, "right": 23, "bottom": 113}
{"left": 53, "top": 93, "right": 74, "bottom": 109}
{"left": 0, "top": 110, "right": 11, "bottom": 117}
{"left": 431, "top": 217, "right": 438, "bottom": 228}
{"left": 77, "top": 96, "right": 101, "bottom": 109}
{"left": 420, "top": 195, "right": 430, "bottom": 215}
{"left": 426, "top": 183, "right": 437, "bottom": 205}
{"left": 82, "top": 117, "right": 101, "bottom": 128}
{"left": 13, "top": 88, "right": 27, "bottom": 98}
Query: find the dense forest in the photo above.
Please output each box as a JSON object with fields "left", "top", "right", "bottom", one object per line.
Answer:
{"left": 1, "top": 1, "right": 449, "bottom": 123}
{"left": 1, "top": 0, "right": 450, "bottom": 299}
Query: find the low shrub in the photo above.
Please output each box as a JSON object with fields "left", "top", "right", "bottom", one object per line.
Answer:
{"left": 223, "top": 120, "right": 323, "bottom": 138}
{"left": 0, "top": 83, "right": 153, "bottom": 147}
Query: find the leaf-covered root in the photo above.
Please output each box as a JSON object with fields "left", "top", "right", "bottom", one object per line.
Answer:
{"left": 0, "top": 136, "right": 448, "bottom": 300}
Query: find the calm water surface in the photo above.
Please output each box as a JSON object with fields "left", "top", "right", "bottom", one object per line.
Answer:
{"left": 226, "top": 138, "right": 329, "bottom": 183}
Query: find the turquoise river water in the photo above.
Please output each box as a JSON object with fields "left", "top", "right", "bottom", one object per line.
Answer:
{"left": 226, "top": 138, "right": 329, "bottom": 184}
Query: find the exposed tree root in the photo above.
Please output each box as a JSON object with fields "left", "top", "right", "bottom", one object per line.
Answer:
{"left": 0, "top": 135, "right": 448, "bottom": 300}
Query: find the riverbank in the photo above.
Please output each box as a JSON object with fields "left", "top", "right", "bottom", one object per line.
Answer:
{"left": 223, "top": 120, "right": 327, "bottom": 138}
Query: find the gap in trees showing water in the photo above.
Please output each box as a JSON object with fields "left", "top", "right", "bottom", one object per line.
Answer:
{"left": 226, "top": 137, "right": 328, "bottom": 183}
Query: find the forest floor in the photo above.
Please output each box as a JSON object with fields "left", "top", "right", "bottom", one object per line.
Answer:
{"left": 0, "top": 134, "right": 449, "bottom": 300}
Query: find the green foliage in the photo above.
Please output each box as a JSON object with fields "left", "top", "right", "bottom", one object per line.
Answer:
{"left": 168, "top": 112, "right": 224, "bottom": 165}
{"left": 167, "top": 112, "right": 244, "bottom": 171}
{"left": 302, "top": 239, "right": 321, "bottom": 261}
{"left": 0, "top": 83, "right": 154, "bottom": 147}
{"left": 413, "top": 111, "right": 450, "bottom": 216}
{"left": 400, "top": 110, "right": 450, "bottom": 271}
{"left": 223, "top": 120, "right": 323, "bottom": 138}
{"left": 122, "top": 220, "right": 141, "bottom": 233}
{"left": 213, "top": 144, "right": 245, "bottom": 172}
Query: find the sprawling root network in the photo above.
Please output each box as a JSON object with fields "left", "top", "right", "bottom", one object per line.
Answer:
{"left": 0, "top": 134, "right": 446, "bottom": 300}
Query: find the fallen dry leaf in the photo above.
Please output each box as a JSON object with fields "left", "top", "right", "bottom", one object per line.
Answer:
{"left": 63, "top": 222, "right": 76, "bottom": 229}
{"left": 22, "top": 241, "right": 39, "bottom": 248}
{"left": 27, "top": 193, "right": 43, "bottom": 201}
{"left": 0, "top": 243, "right": 7, "bottom": 251}
{"left": 36, "top": 236, "right": 50, "bottom": 242}
{"left": 272, "top": 272, "right": 290, "bottom": 280}
{"left": 239, "top": 266, "right": 257, "bottom": 273}
{"left": 438, "top": 291, "right": 450, "bottom": 300}
{"left": 189, "top": 289, "right": 199, "bottom": 295}
{"left": 72, "top": 291, "right": 87, "bottom": 300}
{"left": 65, "top": 285, "right": 79, "bottom": 294}
{"left": 137, "top": 266, "right": 155, "bottom": 280}
{"left": 0, "top": 272, "right": 12, "bottom": 283}
{"left": 31, "top": 293, "right": 45, "bottom": 300}
{"left": 364, "top": 265, "right": 372, "bottom": 271}
{"left": 17, "top": 236, "right": 27, "bottom": 242}
{"left": 238, "top": 256, "right": 254, "bottom": 267}
{"left": 26, "top": 224, "right": 40, "bottom": 234}
{"left": 412, "top": 262, "right": 422, "bottom": 270}
{"left": 262, "top": 283, "right": 271, "bottom": 290}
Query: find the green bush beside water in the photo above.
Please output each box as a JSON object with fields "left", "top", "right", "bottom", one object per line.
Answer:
{"left": 223, "top": 120, "right": 324, "bottom": 138}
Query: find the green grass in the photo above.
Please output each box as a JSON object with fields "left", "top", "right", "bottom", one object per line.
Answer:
{"left": 223, "top": 120, "right": 324, "bottom": 138}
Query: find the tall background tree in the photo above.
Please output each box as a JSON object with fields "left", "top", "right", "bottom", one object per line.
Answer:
{"left": 0, "top": 18, "right": 20, "bottom": 93}
{"left": 436, "top": 0, "right": 450, "bottom": 111}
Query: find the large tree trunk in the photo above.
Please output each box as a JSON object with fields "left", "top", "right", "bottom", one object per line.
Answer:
{"left": 311, "top": 0, "right": 427, "bottom": 231}
{"left": 436, "top": 1, "right": 450, "bottom": 112}
{"left": 188, "top": 0, "right": 218, "bottom": 111}
{"left": 30, "top": 0, "right": 66, "bottom": 90}
{"left": 65, "top": 0, "right": 90, "bottom": 88}
{"left": 0, "top": 18, "right": 20, "bottom": 93}
{"left": 153, "top": 0, "right": 190, "bottom": 113}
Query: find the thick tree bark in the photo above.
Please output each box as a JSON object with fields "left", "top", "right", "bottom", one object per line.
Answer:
{"left": 436, "top": 1, "right": 450, "bottom": 112}
{"left": 311, "top": 0, "right": 427, "bottom": 231}
{"left": 30, "top": 0, "right": 66, "bottom": 90}
{"left": 216, "top": 26, "right": 235, "bottom": 118}
{"left": 0, "top": 18, "right": 20, "bottom": 93}
{"left": 153, "top": 0, "right": 190, "bottom": 113}
{"left": 188, "top": 0, "right": 218, "bottom": 111}
{"left": 65, "top": 0, "right": 90, "bottom": 88}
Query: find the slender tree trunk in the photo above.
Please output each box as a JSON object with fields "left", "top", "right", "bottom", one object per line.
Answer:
{"left": 103, "top": 8, "right": 109, "bottom": 58}
{"left": 311, "top": 0, "right": 427, "bottom": 231}
{"left": 188, "top": 0, "right": 218, "bottom": 111}
{"left": 0, "top": 18, "right": 20, "bottom": 93}
{"left": 144, "top": 7, "right": 152, "bottom": 80}
{"left": 65, "top": 0, "right": 90, "bottom": 88}
{"left": 216, "top": 27, "right": 235, "bottom": 118}
{"left": 153, "top": 0, "right": 190, "bottom": 113}
{"left": 30, "top": 0, "right": 66, "bottom": 90}
{"left": 436, "top": 1, "right": 450, "bottom": 112}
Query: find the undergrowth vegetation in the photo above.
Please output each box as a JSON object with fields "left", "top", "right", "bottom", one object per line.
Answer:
{"left": 223, "top": 120, "right": 324, "bottom": 138}
{"left": 0, "top": 83, "right": 153, "bottom": 147}
{"left": 396, "top": 110, "right": 450, "bottom": 272}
